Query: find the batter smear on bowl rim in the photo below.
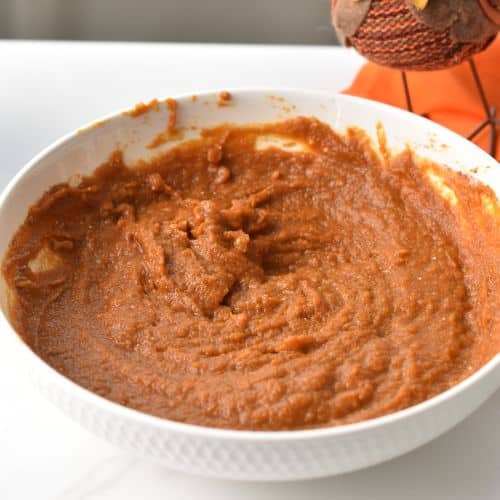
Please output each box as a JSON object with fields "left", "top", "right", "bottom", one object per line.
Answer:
{"left": 3, "top": 116, "right": 499, "bottom": 430}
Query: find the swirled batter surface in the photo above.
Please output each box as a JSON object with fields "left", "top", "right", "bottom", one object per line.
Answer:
{"left": 3, "top": 117, "right": 499, "bottom": 430}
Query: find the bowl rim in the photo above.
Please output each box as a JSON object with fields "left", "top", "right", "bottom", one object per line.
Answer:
{"left": 1, "top": 88, "right": 498, "bottom": 442}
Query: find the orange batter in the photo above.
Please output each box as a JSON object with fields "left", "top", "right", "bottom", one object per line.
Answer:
{"left": 3, "top": 117, "right": 499, "bottom": 430}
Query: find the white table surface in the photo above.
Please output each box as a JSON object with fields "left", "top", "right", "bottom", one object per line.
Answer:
{"left": 1, "top": 40, "right": 499, "bottom": 500}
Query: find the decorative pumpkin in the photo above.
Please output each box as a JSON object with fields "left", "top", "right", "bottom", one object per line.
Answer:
{"left": 332, "top": 0, "right": 500, "bottom": 70}
{"left": 332, "top": 0, "right": 500, "bottom": 157}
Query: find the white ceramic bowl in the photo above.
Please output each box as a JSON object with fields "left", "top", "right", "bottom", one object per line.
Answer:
{"left": 0, "top": 90, "right": 498, "bottom": 481}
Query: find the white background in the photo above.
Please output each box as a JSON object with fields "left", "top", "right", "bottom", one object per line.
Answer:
{"left": 1, "top": 41, "right": 499, "bottom": 499}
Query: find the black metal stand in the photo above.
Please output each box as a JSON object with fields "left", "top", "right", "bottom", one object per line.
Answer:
{"left": 467, "top": 58, "right": 499, "bottom": 158}
{"left": 400, "top": 59, "right": 499, "bottom": 158}
{"left": 401, "top": 71, "right": 413, "bottom": 113}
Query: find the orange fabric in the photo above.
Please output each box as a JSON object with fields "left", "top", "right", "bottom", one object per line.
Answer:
{"left": 344, "top": 37, "right": 500, "bottom": 160}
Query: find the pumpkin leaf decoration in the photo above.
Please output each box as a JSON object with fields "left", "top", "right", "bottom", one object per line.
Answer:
{"left": 332, "top": 0, "right": 372, "bottom": 44}
{"left": 410, "top": 0, "right": 429, "bottom": 9}
{"left": 410, "top": 0, "right": 498, "bottom": 42}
